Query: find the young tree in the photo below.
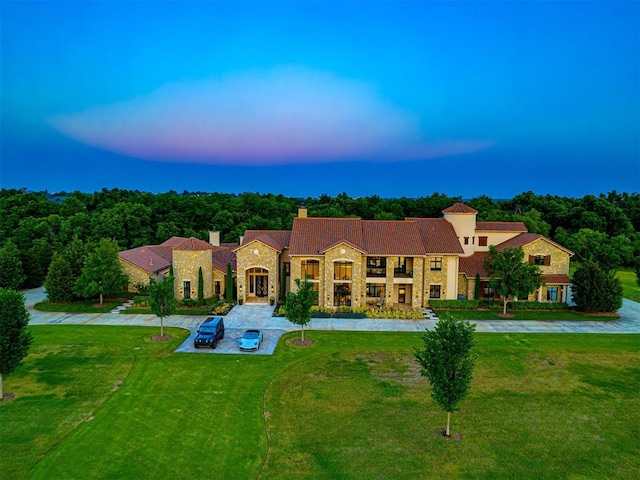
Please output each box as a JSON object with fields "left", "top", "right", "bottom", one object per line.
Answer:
{"left": 572, "top": 259, "right": 623, "bottom": 312}
{"left": 197, "top": 266, "right": 204, "bottom": 305}
{"left": 22, "top": 238, "right": 54, "bottom": 288}
{"left": 414, "top": 312, "right": 476, "bottom": 437}
{"left": 0, "top": 288, "right": 33, "bottom": 399}
{"left": 44, "top": 251, "right": 75, "bottom": 303}
{"left": 285, "top": 278, "right": 318, "bottom": 342}
{"left": 74, "top": 239, "right": 128, "bottom": 304}
{"left": 63, "top": 234, "right": 90, "bottom": 283}
{"left": 0, "top": 240, "right": 26, "bottom": 290}
{"left": 149, "top": 275, "right": 177, "bottom": 337}
{"left": 484, "top": 246, "right": 542, "bottom": 315}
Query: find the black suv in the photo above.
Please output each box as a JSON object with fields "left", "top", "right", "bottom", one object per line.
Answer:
{"left": 194, "top": 316, "right": 225, "bottom": 349}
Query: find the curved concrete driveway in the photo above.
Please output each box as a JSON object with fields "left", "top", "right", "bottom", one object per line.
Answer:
{"left": 24, "top": 287, "right": 640, "bottom": 355}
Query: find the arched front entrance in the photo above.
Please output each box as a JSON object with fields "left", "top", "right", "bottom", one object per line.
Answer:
{"left": 246, "top": 267, "right": 269, "bottom": 303}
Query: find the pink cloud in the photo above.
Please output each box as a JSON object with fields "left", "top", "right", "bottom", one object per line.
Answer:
{"left": 49, "top": 67, "right": 493, "bottom": 165}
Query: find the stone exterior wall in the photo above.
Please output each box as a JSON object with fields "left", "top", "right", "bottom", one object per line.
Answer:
{"left": 172, "top": 250, "right": 213, "bottom": 300}
{"left": 235, "top": 241, "right": 279, "bottom": 303}
{"left": 458, "top": 274, "right": 470, "bottom": 299}
{"left": 120, "top": 260, "right": 148, "bottom": 291}
{"left": 322, "top": 243, "right": 363, "bottom": 308}
{"left": 522, "top": 239, "right": 571, "bottom": 275}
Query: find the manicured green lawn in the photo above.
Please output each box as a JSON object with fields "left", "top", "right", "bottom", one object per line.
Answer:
{"left": 432, "top": 309, "right": 619, "bottom": 321}
{"left": 33, "top": 301, "right": 121, "bottom": 313}
{"left": 617, "top": 268, "right": 640, "bottom": 303}
{"left": 2, "top": 327, "right": 639, "bottom": 479}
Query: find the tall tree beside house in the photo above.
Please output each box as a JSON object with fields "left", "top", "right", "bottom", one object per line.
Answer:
{"left": 484, "top": 246, "right": 542, "bottom": 315}
{"left": 285, "top": 278, "right": 318, "bottom": 342}
{"left": 63, "top": 235, "right": 90, "bottom": 284}
{"left": 474, "top": 273, "right": 481, "bottom": 300}
{"left": 414, "top": 312, "right": 476, "bottom": 437}
{"left": 572, "top": 259, "right": 623, "bottom": 313}
{"left": 0, "top": 240, "right": 26, "bottom": 290}
{"left": 74, "top": 238, "right": 128, "bottom": 305}
{"left": 0, "top": 288, "right": 32, "bottom": 399}
{"left": 44, "top": 252, "right": 75, "bottom": 303}
{"left": 280, "top": 262, "right": 287, "bottom": 302}
{"left": 197, "top": 266, "right": 204, "bottom": 305}
{"left": 149, "top": 275, "right": 177, "bottom": 338}
{"left": 22, "top": 237, "right": 54, "bottom": 288}
{"left": 226, "top": 262, "right": 233, "bottom": 303}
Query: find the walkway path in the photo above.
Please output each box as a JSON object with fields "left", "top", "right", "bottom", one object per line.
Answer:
{"left": 24, "top": 286, "right": 640, "bottom": 334}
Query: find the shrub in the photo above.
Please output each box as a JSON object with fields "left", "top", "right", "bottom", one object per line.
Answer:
{"left": 133, "top": 282, "right": 151, "bottom": 296}
{"left": 430, "top": 299, "right": 480, "bottom": 310}
{"left": 510, "top": 301, "right": 569, "bottom": 310}
{"left": 181, "top": 298, "right": 199, "bottom": 307}
{"left": 133, "top": 295, "right": 150, "bottom": 307}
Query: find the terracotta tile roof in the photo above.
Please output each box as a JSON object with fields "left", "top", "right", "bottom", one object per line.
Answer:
{"left": 362, "top": 221, "right": 426, "bottom": 255}
{"left": 542, "top": 274, "right": 571, "bottom": 284}
{"left": 174, "top": 237, "right": 214, "bottom": 251}
{"left": 119, "top": 245, "right": 173, "bottom": 274}
{"left": 407, "top": 218, "right": 465, "bottom": 254}
{"left": 221, "top": 242, "right": 239, "bottom": 248}
{"left": 496, "top": 233, "right": 574, "bottom": 255}
{"left": 476, "top": 222, "right": 528, "bottom": 232}
{"left": 442, "top": 202, "right": 478, "bottom": 214}
{"left": 211, "top": 247, "right": 236, "bottom": 273}
{"left": 289, "top": 218, "right": 364, "bottom": 255}
{"left": 459, "top": 252, "right": 491, "bottom": 278}
{"left": 160, "top": 236, "right": 189, "bottom": 247}
{"left": 240, "top": 230, "right": 291, "bottom": 252}
{"left": 495, "top": 233, "right": 544, "bottom": 251}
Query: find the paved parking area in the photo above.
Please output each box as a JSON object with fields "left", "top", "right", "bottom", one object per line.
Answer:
{"left": 174, "top": 327, "right": 288, "bottom": 355}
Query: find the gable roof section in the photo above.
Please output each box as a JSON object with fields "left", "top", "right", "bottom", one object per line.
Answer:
{"left": 458, "top": 252, "right": 491, "bottom": 278}
{"left": 496, "top": 233, "right": 574, "bottom": 255}
{"left": 407, "top": 218, "right": 465, "bottom": 254}
{"left": 476, "top": 222, "right": 528, "bottom": 232}
{"left": 442, "top": 202, "right": 478, "bottom": 214}
{"left": 362, "top": 221, "right": 426, "bottom": 255}
{"left": 174, "top": 237, "right": 214, "bottom": 251}
{"left": 290, "top": 217, "right": 364, "bottom": 255}
{"left": 239, "top": 230, "right": 291, "bottom": 252}
{"left": 119, "top": 245, "right": 173, "bottom": 274}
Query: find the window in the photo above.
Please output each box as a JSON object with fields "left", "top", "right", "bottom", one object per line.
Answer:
{"left": 301, "top": 259, "right": 320, "bottom": 280}
{"left": 531, "top": 255, "right": 551, "bottom": 266}
{"left": 366, "top": 283, "right": 385, "bottom": 297}
{"left": 366, "top": 257, "right": 386, "bottom": 277}
{"left": 429, "top": 285, "right": 441, "bottom": 299}
{"left": 334, "top": 261, "right": 352, "bottom": 280}
{"left": 547, "top": 286, "right": 558, "bottom": 301}
{"left": 334, "top": 283, "right": 351, "bottom": 306}
{"left": 183, "top": 281, "right": 191, "bottom": 300}
{"left": 214, "top": 281, "right": 221, "bottom": 296}
{"left": 430, "top": 257, "right": 442, "bottom": 271}
{"left": 464, "top": 237, "right": 469, "bottom": 245}
{"left": 479, "top": 236, "right": 488, "bottom": 247}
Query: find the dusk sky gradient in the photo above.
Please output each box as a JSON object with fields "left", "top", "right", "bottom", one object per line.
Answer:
{"left": 1, "top": 1, "right": 638, "bottom": 198}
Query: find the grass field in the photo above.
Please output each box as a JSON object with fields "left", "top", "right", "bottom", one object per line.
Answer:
{"left": 2, "top": 327, "right": 638, "bottom": 479}
{"left": 618, "top": 268, "right": 640, "bottom": 303}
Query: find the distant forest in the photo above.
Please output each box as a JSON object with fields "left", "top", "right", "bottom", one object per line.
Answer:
{"left": 1, "top": 188, "right": 638, "bottom": 289}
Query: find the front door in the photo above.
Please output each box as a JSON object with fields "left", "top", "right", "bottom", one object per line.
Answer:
{"left": 398, "top": 287, "right": 406, "bottom": 304}
{"left": 254, "top": 275, "right": 268, "bottom": 297}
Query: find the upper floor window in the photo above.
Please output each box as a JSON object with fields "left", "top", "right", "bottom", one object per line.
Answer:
{"left": 334, "top": 261, "right": 352, "bottom": 281}
{"left": 530, "top": 255, "right": 550, "bottom": 266}
{"left": 301, "top": 259, "right": 320, "bottom": 280}
{"left": 478, "top": 236, "right": 488, "bottom": 247}
{"left": 366, "top": 257, "right": 386, "bottom": 277}
{"left": 430, "top": 257, "right": 442, "bottom": 271}
{"left": 464, "top": 237, "right": 469, "bottom": 245}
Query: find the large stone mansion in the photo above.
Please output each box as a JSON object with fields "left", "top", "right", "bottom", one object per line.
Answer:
{"left": 119, "top": 202, "right": 573, "bottom": 308}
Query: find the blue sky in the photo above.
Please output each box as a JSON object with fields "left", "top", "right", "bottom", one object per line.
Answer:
{"left": 1, "top": 1, "right": 638, "bottom": 198}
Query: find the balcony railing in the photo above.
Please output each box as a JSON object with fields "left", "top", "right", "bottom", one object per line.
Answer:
{"left": 366, "top": 267, "right": 386, "bottom": 278}
{"left": 393, "top": 267, "right": 413, "bottom": 278}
